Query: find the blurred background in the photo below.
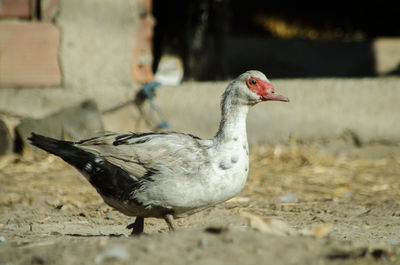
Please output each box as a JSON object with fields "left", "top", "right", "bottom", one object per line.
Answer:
{"left": 0, "top": 0, "right": 399, "bottom": 157}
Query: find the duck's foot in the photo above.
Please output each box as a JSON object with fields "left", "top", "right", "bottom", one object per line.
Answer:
{"left": 163, "top": 214, "right": 175, "bottom": 231}
{"left": 127, "top": 216, "right": 144, "bottom": 235}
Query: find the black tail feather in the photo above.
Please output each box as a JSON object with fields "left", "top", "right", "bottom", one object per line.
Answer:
{"left": 28, "top": 133, "right": 77, "bottom": 160}
{"left": 28, "top": 133, "right": 139, "bottom": 201}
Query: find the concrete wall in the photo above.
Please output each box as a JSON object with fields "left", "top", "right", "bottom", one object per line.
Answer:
{"left": 57, "top": 0, "right": 138, "bottom": 110}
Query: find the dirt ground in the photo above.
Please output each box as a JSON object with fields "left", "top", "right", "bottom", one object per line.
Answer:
{"left": 0, "top": 142, "right": 400, "bottom": 265}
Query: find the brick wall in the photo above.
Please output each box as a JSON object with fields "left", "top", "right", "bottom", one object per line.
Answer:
{"left": 0, "top": 0, "right": 61, "bottom": 87}
{"left": 0, "top": 0, "right": 30, "bottom": 18}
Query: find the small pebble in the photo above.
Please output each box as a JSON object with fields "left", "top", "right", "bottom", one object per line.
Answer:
{"left": 0, "top": 236, "right": 6, "bottom": 243}
{"left": 95, "top": 245, "right": 130, "bottom": 264}
{"left": 279, "top": 193, "right": 299, "bottom": 203}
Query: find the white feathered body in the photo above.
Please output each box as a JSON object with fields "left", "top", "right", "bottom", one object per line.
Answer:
{"left": 77, "top": 124, "right": 249, "bottom": 218}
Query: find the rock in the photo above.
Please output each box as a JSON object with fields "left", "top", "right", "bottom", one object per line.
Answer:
{"left": 0, "top": 119, "right": 12, "bottom": 156}
{"left": 279, "top": 193, "right": 299, "bottom": 203}
{"left": 94, "top": 245, "right": 130, "bottom": 264}
{"left": 15, "top": 100, "right": 104, "bottom": 154}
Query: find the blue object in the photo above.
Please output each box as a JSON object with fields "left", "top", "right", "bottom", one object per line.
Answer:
{"left": 135, "top": 82, "right": 170, "bottom": 130}
{"left": 141, "top": 82, "right": 161, "bottom": 100}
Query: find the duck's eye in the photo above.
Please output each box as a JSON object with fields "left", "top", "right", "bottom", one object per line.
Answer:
{"left": 249, "top": 79, "right": 257, "bottom": 85}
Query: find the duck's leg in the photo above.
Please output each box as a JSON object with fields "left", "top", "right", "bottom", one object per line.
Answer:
{"left": 163, "top": 213, "right": 175, "bottom": 231}
{"left": 127, "top": 216, "right": 144, "bottom": 235}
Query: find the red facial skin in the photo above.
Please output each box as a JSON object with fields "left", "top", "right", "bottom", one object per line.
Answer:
{"left": 246, "top": 77, "right": 289, "bottom": 102}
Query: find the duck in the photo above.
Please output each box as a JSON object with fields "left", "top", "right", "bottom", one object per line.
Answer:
{"left": 28, "top": 70, "right": 289, "bottom": 234}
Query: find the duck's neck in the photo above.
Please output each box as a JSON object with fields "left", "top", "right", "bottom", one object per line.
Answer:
{"left": 214, "top": 92, "right": 250, "bottom": 144}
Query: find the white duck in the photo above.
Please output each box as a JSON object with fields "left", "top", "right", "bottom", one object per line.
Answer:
{"left": 29, "top": 70, "right": 289, "bottom": 234}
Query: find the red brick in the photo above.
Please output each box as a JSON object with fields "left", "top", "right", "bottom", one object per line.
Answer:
{"left": 0, "top": 22, "right": 61, "bottom": 87}
{"left": 0, "top": 0, "right": 30, "bottom": 18}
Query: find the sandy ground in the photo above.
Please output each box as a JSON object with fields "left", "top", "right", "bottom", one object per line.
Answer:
{"left": 1, "top": 142, "right": 400, "bottom": 265}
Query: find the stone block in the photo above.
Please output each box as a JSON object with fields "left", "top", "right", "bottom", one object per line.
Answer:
{"left": 0, "top": 119, "right": 12, "bottom": 156}
{"left": 40, "top": 0, "right": 59, "bottom": 21}
{"left": 15, "top": 100, "right": 104, "bottom": 154}
{"left": 373, "top": 38, "right": 400, "bottom": 75}
{"left": 0, "top": 22, "right": 61, "bottom": 87}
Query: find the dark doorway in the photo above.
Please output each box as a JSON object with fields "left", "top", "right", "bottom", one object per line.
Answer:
{"left": 153, "top": 0, "right": 399, "bottom": 79}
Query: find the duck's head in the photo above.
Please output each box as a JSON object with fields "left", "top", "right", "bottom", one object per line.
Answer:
{"left": 228, "top": 70, "right": 289, "bottom": 106}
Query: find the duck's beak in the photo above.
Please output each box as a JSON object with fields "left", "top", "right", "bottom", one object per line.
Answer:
{"left": 256, "top": 81, "right": 289, "bottom": 102}
{"left": 261, "top": 92, "right": 290, "bottom": 102}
